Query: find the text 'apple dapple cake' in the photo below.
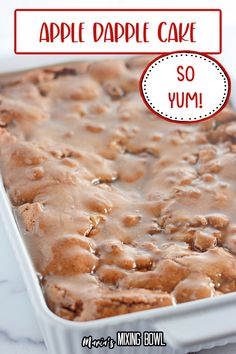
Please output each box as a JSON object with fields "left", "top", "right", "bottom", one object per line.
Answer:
{"left": 1, "top": 57, "right": 236, "bottom": 321}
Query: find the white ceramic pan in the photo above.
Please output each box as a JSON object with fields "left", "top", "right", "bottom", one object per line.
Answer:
{"left": 1, "top": 57, "right": 236, "bottom": 354}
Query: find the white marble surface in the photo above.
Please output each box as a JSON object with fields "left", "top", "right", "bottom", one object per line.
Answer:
{"left": 0, "top": 219, "right": 47, "bottom": 354}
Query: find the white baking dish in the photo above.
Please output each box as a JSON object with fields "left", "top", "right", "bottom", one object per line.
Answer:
{"left": 1, "top": 63, "right": 236, "bottom": 354}
{"left": 2, "top": 180, "right": 236, "bottom": 354}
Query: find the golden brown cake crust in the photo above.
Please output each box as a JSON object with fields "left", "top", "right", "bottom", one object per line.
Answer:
{"left": 1, "top": 57, "right": 236, "bottom": 321}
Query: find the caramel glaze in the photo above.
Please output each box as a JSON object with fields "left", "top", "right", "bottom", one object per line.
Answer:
{"left": 1, "top": 57, "right": 236, "bottom": 321}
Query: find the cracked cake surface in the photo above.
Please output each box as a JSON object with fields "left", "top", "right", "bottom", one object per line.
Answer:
{"left": 1, "top": 57, "right": 236, "bottom": 321}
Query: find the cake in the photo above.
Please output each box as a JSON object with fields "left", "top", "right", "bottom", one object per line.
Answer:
{"left": 0, "top": 57, "right": 236, "bottom": 321}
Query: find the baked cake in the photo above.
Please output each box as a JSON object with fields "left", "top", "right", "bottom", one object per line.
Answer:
{"left": 0, "top": 57, "right": 236, "bottom": 321}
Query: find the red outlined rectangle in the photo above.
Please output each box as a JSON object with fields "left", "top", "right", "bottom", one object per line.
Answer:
{"left": 14, "top": 9, "right": 222, "bottom": 55}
